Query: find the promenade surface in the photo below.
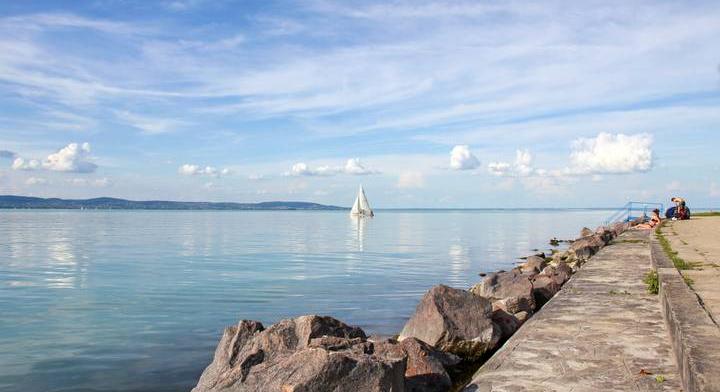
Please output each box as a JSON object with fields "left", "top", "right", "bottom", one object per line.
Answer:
{"left": 661, "top": 216, "right": 720, "bottom": 324}
{"left": 465, "top": 230, "right": 681, "bottom": 391}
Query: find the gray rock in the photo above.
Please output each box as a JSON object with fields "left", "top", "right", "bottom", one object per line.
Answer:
{"left": 518, "top": 255, "right": 547, "bottom": 274}
{"left": 514, "top": 311, "right": 530, "bottom": 323}
{"left": 399, "top": 285, "right": 501, "bottom": 359}
{"left": 565, "top": 234, "right": 606, "bottom": 262}
{"left": 533, "top": 262, "right": 574, "bottom": 304}
{"left": 470, "top": 270, "right": 536, "bottom": 313}
{"left": 491, "top": 308, "right": 521, "bottom": 340}
{"left": 193, "top": 315, "right": 405, "bottom": 392}
{"left": 580, "top": 227, "right": 593, "bottom": 237}
{"left": 375, "top": 337, "right": 460, "bottom": 392}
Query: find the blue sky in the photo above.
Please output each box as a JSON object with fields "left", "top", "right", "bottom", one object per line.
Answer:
{"left": 0, "top": 0, "right": 719, "bottom": 208}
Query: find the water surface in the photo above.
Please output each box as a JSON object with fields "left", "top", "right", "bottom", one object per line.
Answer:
{"left": 0, "top": 209, "right": 609, "bottom": 392}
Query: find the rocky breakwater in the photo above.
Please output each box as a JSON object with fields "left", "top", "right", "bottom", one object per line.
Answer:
{"left": 193, "top": 221, "right": 634, "bottom": 392}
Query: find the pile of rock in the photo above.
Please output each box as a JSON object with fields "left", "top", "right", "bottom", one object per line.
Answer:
{"left": 192, "top": 315, "right": 458, "bottom": 392}
{"left": 193, "top": 223, "right": 633, "bottom": 392}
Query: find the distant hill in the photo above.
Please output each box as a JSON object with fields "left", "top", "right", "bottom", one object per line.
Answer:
{"left": 0, "top": 195, "right": 346, "bottom": 211}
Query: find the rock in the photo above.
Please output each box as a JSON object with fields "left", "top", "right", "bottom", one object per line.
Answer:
{"left": 491, "top": 309, "right": 520, "bottom": 339}
{"left": 193, "top": 315, "right": 405, "bottom": 392}
{"left": 514, "top": 311, "right": 530, "bottom": 323}
{"left": 518, "top": 255, "right": 547, "bottom": 274}
{"left": 580, "top": 227, "right": 593, "bottom": 237}
{"left": 533, "top": 263, "right": 573, "bottom": 305}
{"left": 470, "top": 270, "right": 536, "bottom": 314}
{"left": 375, "top": 337, "right": 460, "bottom": 392}
{"left": 532, "top": 275, "right": 562, "bottom": 305}
{"left": 398, "top": 285, "right": 501, "bottom": 359}
{"left": 610, "top": 221, "right": 629, "bottom": 237}
{"left": 542, "top": 262, "right": 572, "bottom": 283}
{"left": 565, "top": 234, "right": 605, "bottom": 262}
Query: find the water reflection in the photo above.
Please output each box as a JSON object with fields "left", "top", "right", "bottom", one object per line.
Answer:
{"left": 448, "top": 244, "right": 470, "bottom": 287}
{"left": 349, "top": 216, "right": 368, "bottom": 252}
{"left": 0, "top": 209, "right": 612, "bottom": 392}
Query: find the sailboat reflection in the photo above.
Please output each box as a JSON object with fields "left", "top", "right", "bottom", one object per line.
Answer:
{"left": 350, "top": 215, "right": 368, "bottom": 252}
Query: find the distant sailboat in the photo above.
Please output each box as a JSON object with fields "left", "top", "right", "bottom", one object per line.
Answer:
{"left": 350, "top": 185, "right": 374, "bottom": 217}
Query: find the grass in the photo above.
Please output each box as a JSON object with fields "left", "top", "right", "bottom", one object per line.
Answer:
{"left": 683, "top": 275, "right": 694, "bottom": 288}
{"left": 644, "top": 270, "right": 659, "bottom": 295}
{"left": 655, "top": 375, "right": 665, "bottom": 383}
{"left": 694, "top": 211, "right": 720, "bottom": 217}
{"left": 655, "top": 225, "right": 693, "bottom": 270}
{"left": 613, "top": 239, "right": 647, "bottom": 244}
{"left": 608, "top": 289, "right": 631, "bottom": 295}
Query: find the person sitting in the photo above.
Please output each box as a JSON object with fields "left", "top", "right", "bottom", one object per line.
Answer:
{"left": 675, "top": 200, "right": 690, "bottom": 220}
{"left": 636, "top": 209, "right": 661, "bottom": 229}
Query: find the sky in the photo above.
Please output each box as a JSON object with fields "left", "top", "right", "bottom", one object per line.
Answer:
{"left": 0, "top": 0, "right": 719, "bottom": 208}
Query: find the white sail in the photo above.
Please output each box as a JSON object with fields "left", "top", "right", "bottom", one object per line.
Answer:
{"left": 350, "top": 185, "right": 374, "bottom": 217}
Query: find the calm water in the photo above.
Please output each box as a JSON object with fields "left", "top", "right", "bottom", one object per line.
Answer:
{"left": 0, "top": 209, "right": 610, "bottom": 392}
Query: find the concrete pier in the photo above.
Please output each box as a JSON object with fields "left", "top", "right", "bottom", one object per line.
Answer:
{"left": 464, "top": 230, "right": 681, "bottom": 391}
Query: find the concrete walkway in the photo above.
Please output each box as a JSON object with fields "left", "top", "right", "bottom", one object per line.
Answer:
{"left": 661, "top": 216, "right": 720, "bottom": 324}
{"left": 464, "top": 230, "right": 681, "bottom": 391}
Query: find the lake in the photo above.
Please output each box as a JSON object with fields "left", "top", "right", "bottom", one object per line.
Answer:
{"left": 0, "top": 209, "right": 610, "bottom": 392}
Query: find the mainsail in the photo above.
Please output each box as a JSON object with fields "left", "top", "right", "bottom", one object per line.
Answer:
{"left": 350, "top": 185, "right": 374, "bottom": 217}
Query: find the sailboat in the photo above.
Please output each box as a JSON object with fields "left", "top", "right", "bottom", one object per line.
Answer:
{"left": 350, "top": 185, "right": 374, "bottom": 217}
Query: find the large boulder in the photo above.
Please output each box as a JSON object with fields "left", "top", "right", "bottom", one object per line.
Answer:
{"left": 490, "top": 308, "right": 521, "bottom": 340}
{"left": 580, "top": 227, "right": 593, "bottom": 237}
{"left": 375, "top": 337, "right": 460, "bottom": 392}
{"left": 398, "top": 285, "right": 501, "bottom": 359}
{"left": 193, "top": 316, "right": 405, "bottom": 392}
{"left": 532, "top": 262, "right": 573, "bottom": 305}
{"left": 470, "top": 270, "right": 536, "bottom": 314}
{"left": 610, "top": 221, "right": 629, "bottom": 237}
{"left": 518, "top": 255, "right": 547, "bottom": 274}
{"left": 565, "top": 234, "right": 606, "bottom": 262}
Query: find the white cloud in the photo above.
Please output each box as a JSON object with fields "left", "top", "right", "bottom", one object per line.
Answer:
{"left": 114, "top": 111, "right": 188, "bottom": 134}
{"left": 12, "top": 157, "right": 41, "bottom": 171}
{"left": 397, "top": 171, "right": 425, "bottom": 189}
{"left": 487, "top": 149, "right": 536, "bottom": 177}
{"left": 569, "top": 132, "right": 653, "bottom": 174}
{"left": 9, "top": 142, "right": 96, "bottom": 173}
{"left": 247, "top": 174, "right": 265, "bottom": 181}
{"left": 287, "top": 159, "right": 379, "bottom": 176}
{"left": 43, "top": 142, "right": 97, "bottom": 173}
{"left": 25, "top": 177, "right": 48, "bottom": 185}
{"left": 449, "top": 145, "right": 480, "bottom": 170}
{"left": 178, "top": 164, "right": 230, "bottom": 177}
{"left": 487, "top": 161, "right": 511, "bottom": 176}
{"left": 344, "top": 158, "right": 379, "bottom": 175}
{"left": 514, "top": 149, "right": 533, "bottom": 176}
{"left": 288, "top": 162, "right": 336, "bottom": 176}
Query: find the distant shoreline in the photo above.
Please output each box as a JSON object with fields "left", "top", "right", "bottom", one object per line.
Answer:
{"left": 0, "top": 195, "right": 345, "bottom": 211}
{"left": 1, "top": 195, "right": 716, "bottom": 212}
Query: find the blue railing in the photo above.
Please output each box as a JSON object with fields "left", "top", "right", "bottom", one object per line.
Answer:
{"left": 603, "top": 201, "right": 664, "bottom": 226}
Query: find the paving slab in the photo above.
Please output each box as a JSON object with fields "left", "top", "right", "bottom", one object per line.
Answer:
{"left": 464, "top": 231, "right": 680, "bottom": 391}
{"left": 662, "top": 217, "right": 720, "bottom": 324}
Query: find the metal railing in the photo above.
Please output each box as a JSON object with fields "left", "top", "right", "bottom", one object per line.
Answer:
{"left": 603, "top": 201, "right": 664, "bottom": 226}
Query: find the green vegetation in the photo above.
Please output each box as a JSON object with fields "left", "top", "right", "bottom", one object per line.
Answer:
{"left": 644, "top": 270, "right": 659, "bottom": 295}
{"left": 683, "top": 275, "right": 694, "bottom": 288}
{"left": 655, "top": 227, "right": 693, "bottom": 270}
{"left": 694, "top": 211, "right": 720, "bottom": 217}
{"left": 609, "top": 289, "right": 631, "bottom": 295}
{"left": 655, "top": 375, "right": 665, "bottom": 383}
{"left": 614, "top": 239, "right": 647, "bottom": 244}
